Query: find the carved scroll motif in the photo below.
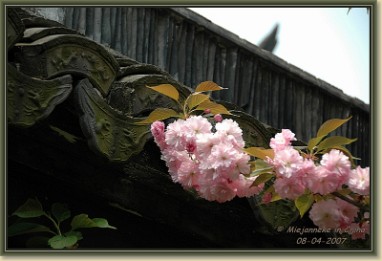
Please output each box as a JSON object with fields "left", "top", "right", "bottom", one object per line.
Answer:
{"left": 13, "top": 34, "right": 120, "bottom": 96}
{"left": 7, "top": 64, "right": 73, "bottom": 127}
{"left": 75, "top": 78, "right": 151, "bottom": 162}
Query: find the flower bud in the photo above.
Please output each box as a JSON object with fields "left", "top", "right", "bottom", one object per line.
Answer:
{"left": 214, "top": 114, "right": 223, "bottom": 122}
{"left": 204, "top": 108, "right": 211, "bottom": 114}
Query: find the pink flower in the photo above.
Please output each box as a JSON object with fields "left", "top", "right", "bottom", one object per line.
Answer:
{"left": 346, "top": 222, "right": 370, "bottom": 240}
{"left": 185, "top": 139, "right": 197, "bottom": 154}
{"left": 232, "top": 175, "right": 264, "bottom": 198}
{"left": 195, "top": 133, "right": 219, "bottom": 158}
{"left": 336, "top": 198, "right": 359, "bottom": 229}
{"left": 309, "top": 198, "right": 361, "bottom": 232}
{"left": 305, "top": 149, "right": 352, "bottom": 194}
{"left": 306, "top": 165, "right": 341, "bottom": 195}
{"left": 184, "top": 115, "right": 212, "bottom": 137}
{"left": 161, "top": 149, "right": 190, "bottom": 181}
{"left": 233, "top": 152, "right": 251, "bottom": 175}
{"left": 269, "top": 147, "right": 304, "bottom": 178}
{"left": 347, "top": 166, "right": 370, "bottom": 195}
{"left": 198, "top": 178, "right": 236, "bottom": 203}
{"left": 209, "top": 143, "right": 237, "bottom": 170}
{"left": 165, "top": 119, "right": 187, "bottom": 150}
{"left": 215, "top": 119, "right": 245, "bottom": 148}
{"left": 309, "top": 199, "right": 341, "bottom": 229}
{"left": 297, "top": 159, "right": 317, "bottom": 187}
{"left": 273, "top": 176, "right": 306, "bottom": 200}
{"left": 177, "top": 160, "right": 200, "bottom": 189}
{"left": 320, "top": 149, "right": 351, "bottom": 185}
{"left": 211, "top": 152, "right": 251, "bottom": 180}
{"left": 270, "top": 129, "right": 296, "bottom": 151}
{"left": 151, "top": 121, "right": 167, "bottom": 150}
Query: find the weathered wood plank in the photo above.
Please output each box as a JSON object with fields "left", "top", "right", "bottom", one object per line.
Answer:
{"left": 85, "top": 7, "right": 94, "bottom": 40}
{"left": 101, "top": 8, "right": 111, "bottom": 45}
{"left": 77, "top": 8, "right": 86, "bottom": 35}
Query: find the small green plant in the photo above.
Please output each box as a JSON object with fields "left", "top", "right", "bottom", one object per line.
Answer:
{"left": 8, "top": 198, "right": 116, "bottom": 249}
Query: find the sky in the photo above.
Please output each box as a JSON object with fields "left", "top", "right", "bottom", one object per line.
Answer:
{"left": 189, "top": 7, "right": 370, "bottom": 104}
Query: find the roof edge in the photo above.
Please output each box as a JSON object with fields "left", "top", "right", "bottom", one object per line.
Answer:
{"left": 170, "top": 7, "right": 370, "bottom": 113}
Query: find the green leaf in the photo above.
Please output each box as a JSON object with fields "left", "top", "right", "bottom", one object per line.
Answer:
{"left": 295, "top": 193, "right": 314, "bottom": 218}
{"left": 194, "top": 100, "right": 232, "bottom": 115}
{"left": 71, "top": 214, "right": 96, "bottom": 230}
{"left": 307, "top": 135, "right": 325, "bottom": 151}
{"left": 257, "top": 199, "right": 299, "bottom": 232}
{"left": 136, "top": 108, "right": 181, "bottom": 125}
{"left": 48, "top": 235, "right": 78, "bottom": 249}
{"left": 8, "top": 222, "right": 54, "bottom": 237}
{"left": 271, "top": 193, "right": 282, "bottom": 202}
{"left": 187, "top": 93, "right": 210, "bottom": 110}
{"left": 147, "top": 84, "right": 179, "bottom": 102}
{"left": 250, "top": 167, "right": 274, "bottom": 177}
{"left": 64, "top": 230, "right": 83, "bottom": 241}
{"left": 244, "top": 147, "right": 274, "bottom": 160}
{"left": 317, "top": 136, "right": 357, "bottom": 152}
{"left": 195, "top": 81, "right": 226, "bottom": 93}
{"left": 92, "top": 218, "right": 117, "bottom": 229}
{"left": 12, "top": 198, "right": 44, "bottom": 218}
{"left": 252, "top": 173, "right": 274, "bottom": 186}
{"left": 316, "top": 116, "right": 352, "bottom": 137}
{"left": 254, "top": 159, "right": 270, "bottom": 169}
{"left": 71, "top": 214, "right": 116, "bottom": 230}
{"left": 51, "top": 203, "right": 71, "bottom": 223}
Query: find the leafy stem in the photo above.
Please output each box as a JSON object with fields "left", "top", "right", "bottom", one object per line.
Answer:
{"left": 10, "top": 198, "right": 116, "bottom": 249}
{"left": 137, "top": 81, "right": 230, "bottom": 125}
{"left": 44, "top": 213, "right": 61, "bottom": 236}
{"left": 182, "top": 95, "right": 190, "bottom": 118}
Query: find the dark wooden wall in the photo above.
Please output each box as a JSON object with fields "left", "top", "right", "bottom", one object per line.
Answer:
{"left": 61, "top": 7, "right": 370, "bottom": 166}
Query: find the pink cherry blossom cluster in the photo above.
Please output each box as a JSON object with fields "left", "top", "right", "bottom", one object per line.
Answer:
{"left": 266, "top": 129, "right": 370, "bottom": 199}
{"left": 151, "top": 116, "right": 263, "bottom": 203}
{"left": 309, "top": 198, "right": 370, "bottom": 240}
{"left": 152, "top": 116, "right": 370, "bottom": 240}
{"left": 266, "top": 129, "right": 370, "bottom": 239}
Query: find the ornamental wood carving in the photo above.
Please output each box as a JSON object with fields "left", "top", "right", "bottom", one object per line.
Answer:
{"left": 13, "top": 34, "right": 119, "bottom": 96}
{"left": 75, "top": 78, "right": 151, "bottom": 162}
{"left": 7, "top": 64, "right": 73, "bottom": 127}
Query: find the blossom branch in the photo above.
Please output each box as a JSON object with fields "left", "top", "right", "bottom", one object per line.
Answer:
{"left": 331, "top": 191, "right": 369, "bottom": 211}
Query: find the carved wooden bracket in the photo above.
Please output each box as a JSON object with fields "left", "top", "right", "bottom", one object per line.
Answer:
{"left": 13, "top": 34, "right": 119, "bottom": 96}
{"left": 75, "top": 78, "right": 151, "bottom": 162}
{"left": 7, "top": 64, "right": 73, "bottom": 127}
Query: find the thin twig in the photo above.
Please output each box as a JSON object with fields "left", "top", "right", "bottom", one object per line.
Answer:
{"left": 331, "top": 191, "right": 369, "bottom": 211}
